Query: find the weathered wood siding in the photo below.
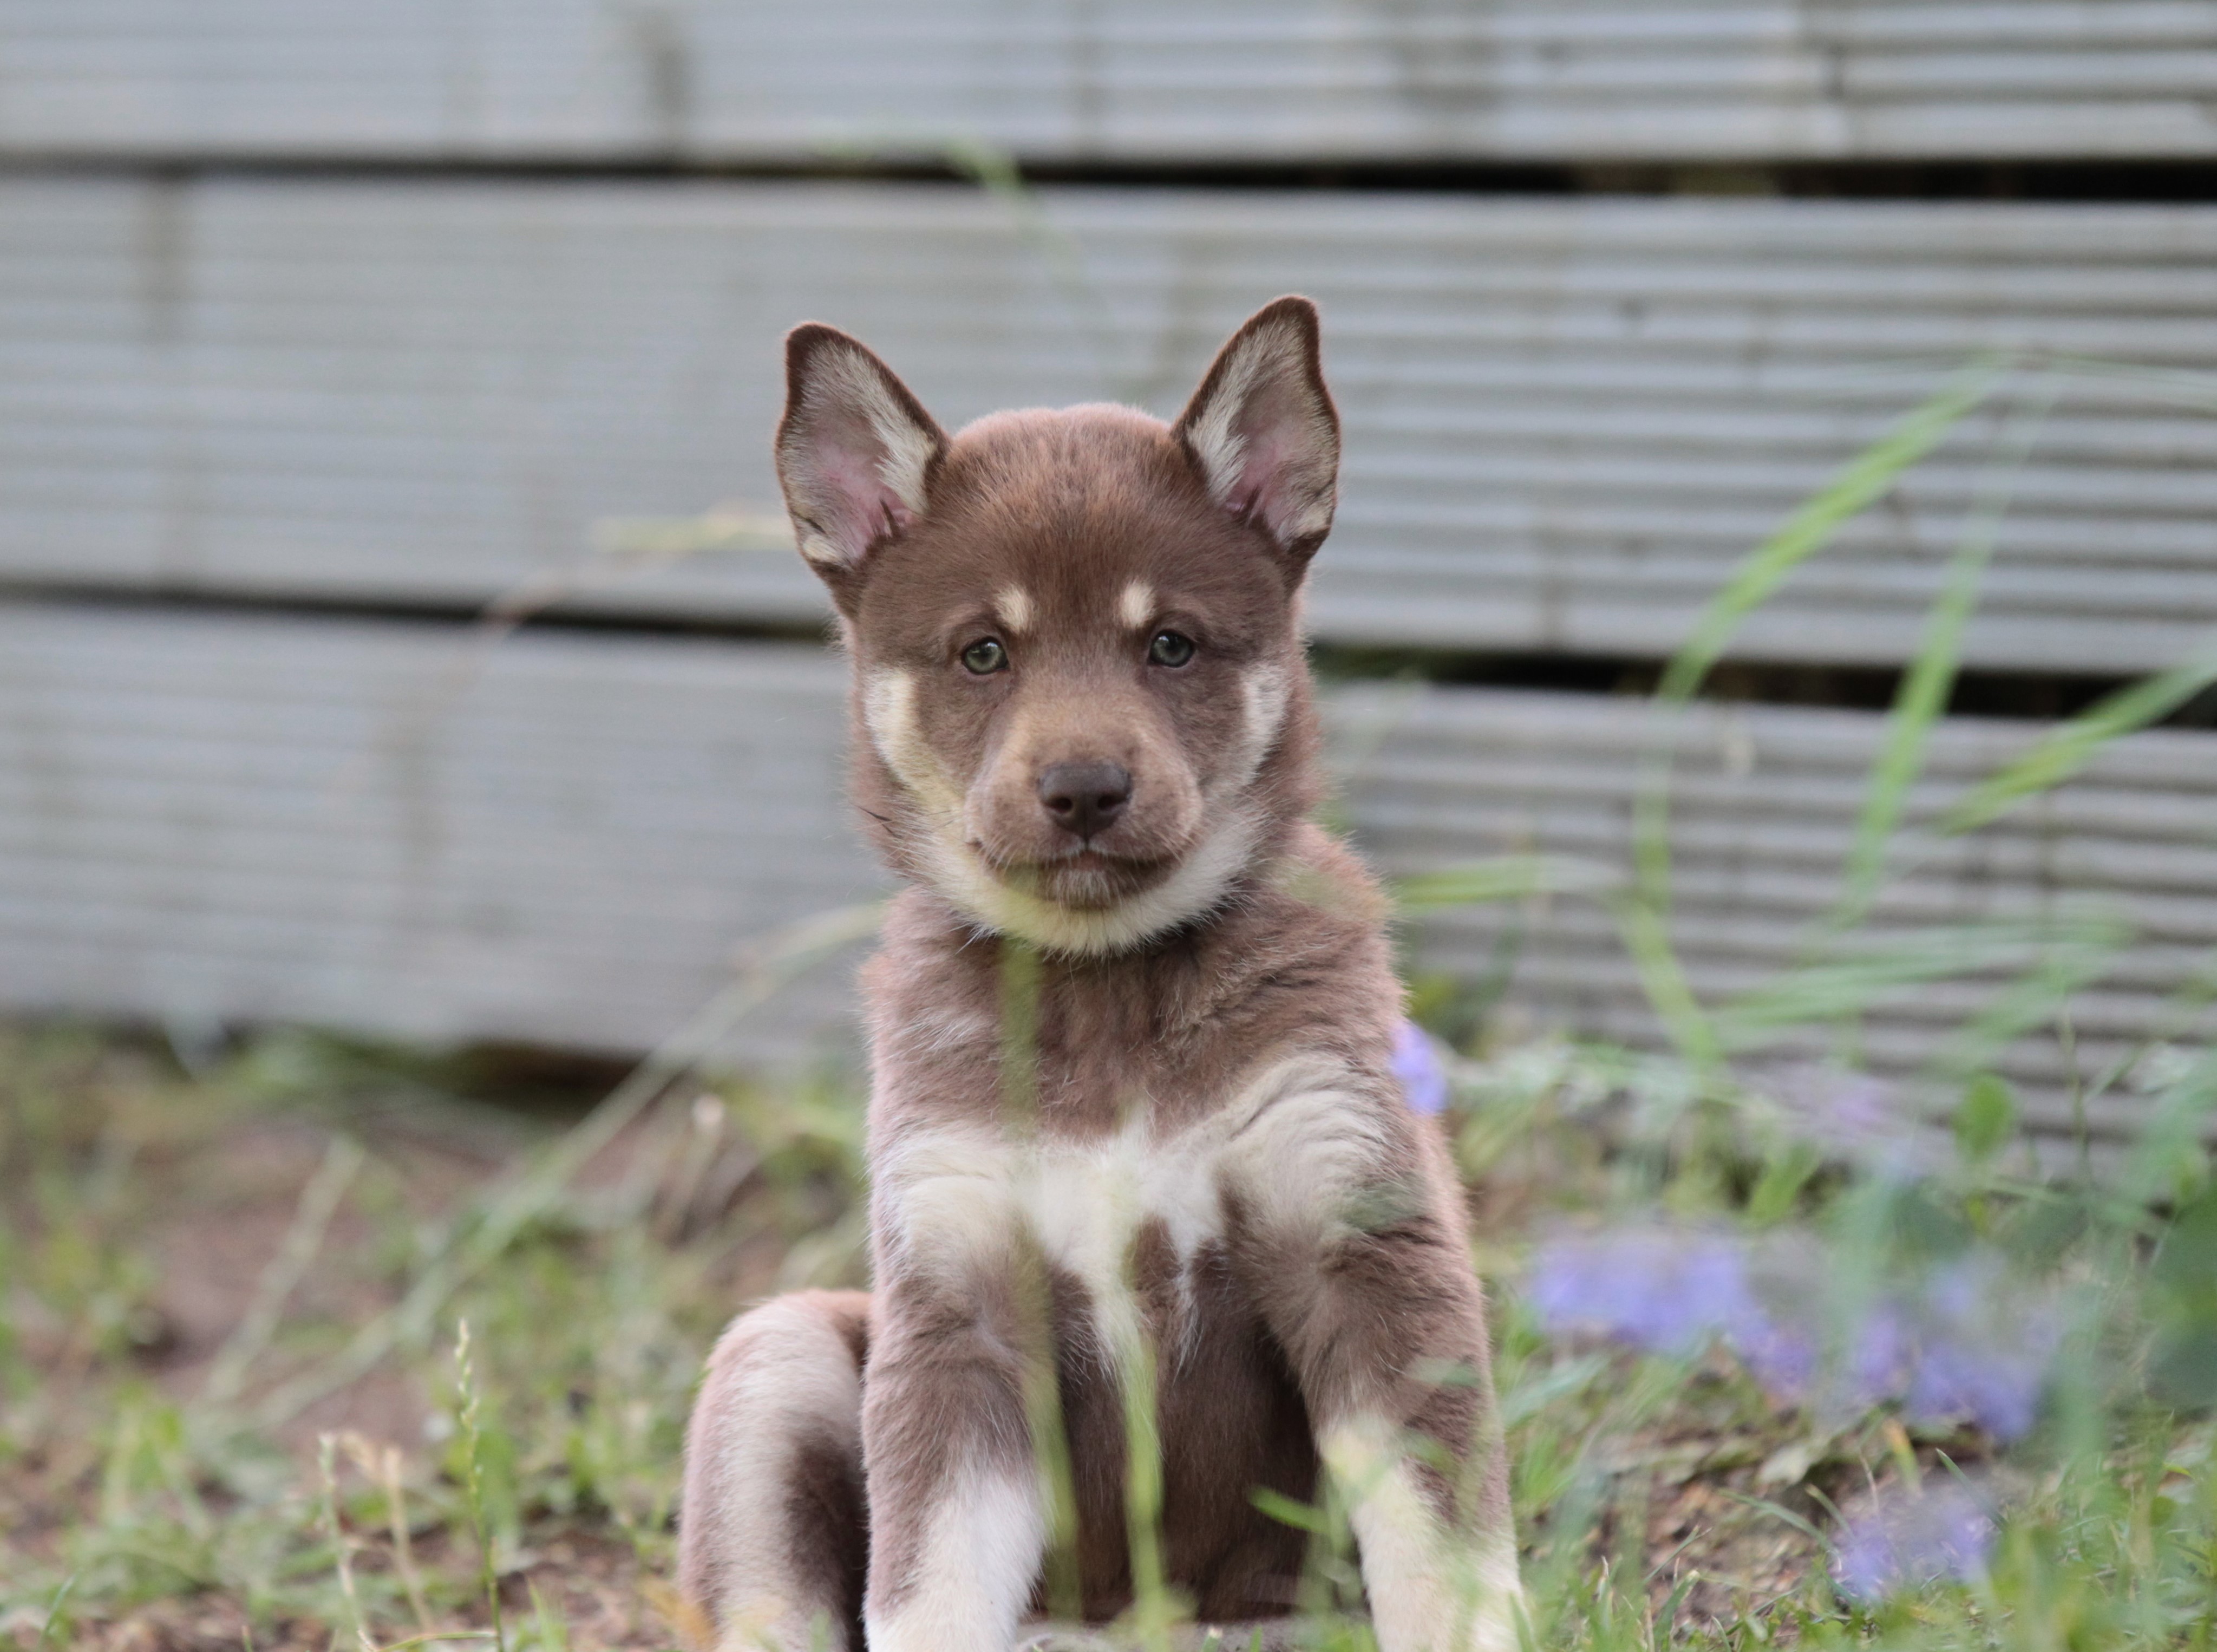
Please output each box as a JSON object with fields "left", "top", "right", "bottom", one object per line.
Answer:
{"left": 5, "top": 175, "right": 2214, "bottom": 675}
{"left": 4, "top": 1, "right": 2215, "bottom": 1146}
{"left": 7, "top": 598, "right": 2209, "bottom": 1127}
{"left": 5, "top": 2, "right": 2216, "bottom": 162}
{"left": 1344, "top": 684, "right": 2217, "bottom": 1144}
{"left": 0, "top": 602, "right": 882, "bottom": 1056}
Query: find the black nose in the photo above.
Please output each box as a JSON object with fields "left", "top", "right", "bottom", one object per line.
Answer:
{"left": 1037, "top": 761, "right": 1133, "bottom": 841}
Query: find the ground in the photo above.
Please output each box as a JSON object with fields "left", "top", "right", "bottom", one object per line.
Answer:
{"left": 0, "top": 1021, "right": 2203, "bottom": 1652}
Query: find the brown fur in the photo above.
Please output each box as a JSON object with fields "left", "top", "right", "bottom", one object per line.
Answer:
{"left": 679, "top": 299, "right": 1519, "bottom": 1652}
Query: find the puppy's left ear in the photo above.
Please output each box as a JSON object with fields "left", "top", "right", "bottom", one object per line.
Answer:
{"left": 1172, "top": 295, "right": 1340, "bottom": 566}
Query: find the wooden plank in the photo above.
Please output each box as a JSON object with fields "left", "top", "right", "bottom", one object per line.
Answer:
{"left": 6, "top": 175, "right": 2217, "bottom": 676}
{"left": 5, "top": 599, "right": 2213, "bottom": 1150}
{"left": 1342, "top": 683, "right": 2217, "bottom": 1146}
{"left": 0, "top": 600, "right": 888, "bottom": 1057}
{"left": 3, "top": 2, "right": 2216, "bottom": 162}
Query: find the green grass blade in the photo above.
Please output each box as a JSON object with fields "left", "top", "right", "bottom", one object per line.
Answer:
{"left": 248, "top": 900, "right": 882, "bottom": 1432}
{"left": 1928, "top": 922, "right": 2134, "bottom": 1088}
{"left": 1649, "top": 361, "right": 2005, "bottom": 716}
{"left": 1943, "top": 640, "right": 2217, "bottom": 835}
{"left": 32, "top": 1573, "right": 77, "bottom": 1652}
{"left": 1612, "top": 896, "right": 1725, "bottom": 1069}
{"left": 1832, "top": 380, "right": 2059, "bottom": 930}
{"left": 1250, "top": 1487, "right": 1331, "bottom": 1535}
{"left": 1623, "top": 361, "right": 2003, "bottom": 1065}
{"left": 1713, "top": 912, "right": 2127, "bottom": 1049}
{"left": 1394, "top": 856, "right": 1621, "bottom": 914}
{"left": 1716, "top": 1488, "right": 1834, "bottom": 1554}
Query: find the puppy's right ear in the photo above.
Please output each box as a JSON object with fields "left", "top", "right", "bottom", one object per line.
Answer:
{"left": 775, "top": 324, "right": 948, "bottom": 593}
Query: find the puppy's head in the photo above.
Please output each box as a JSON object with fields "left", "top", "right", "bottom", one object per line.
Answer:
{"left": 777, "top": 297, "right": 1339, "bottom": 956}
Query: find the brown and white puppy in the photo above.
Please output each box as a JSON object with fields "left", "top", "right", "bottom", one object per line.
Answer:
{"left": 678, "top": 299, "right": 1521, "bottom": 1652}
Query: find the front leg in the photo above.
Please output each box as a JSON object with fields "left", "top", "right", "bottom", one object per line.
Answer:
{"left": 1226, "top": 1062, "right": 1524, "bottom": 1652}
{"left": 862, "top": 1178, "right": 1049, "bottom": 1652}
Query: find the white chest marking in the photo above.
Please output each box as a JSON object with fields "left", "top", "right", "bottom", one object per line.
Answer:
{"left": 879, "top": 1053, "right": 1390, "bottom": 1348}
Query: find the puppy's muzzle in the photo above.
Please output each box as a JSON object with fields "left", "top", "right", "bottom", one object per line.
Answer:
{"left": 1037, "top": 760, "right": 1133, "bottom": 843}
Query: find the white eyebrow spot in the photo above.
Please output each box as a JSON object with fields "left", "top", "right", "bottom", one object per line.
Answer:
{"left": 995, "top": 586, "right": 1034, "bottom": 635}
{"left": 1119, "top": 581, "right": 1155, "bottom": 630}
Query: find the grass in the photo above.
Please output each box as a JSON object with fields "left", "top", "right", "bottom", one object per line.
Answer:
{"left": 5, "top": 363, "right": 2217, "bottom": 1651}
{"left": 1, "top": 1003, "right": 2210, "bottom": 1650}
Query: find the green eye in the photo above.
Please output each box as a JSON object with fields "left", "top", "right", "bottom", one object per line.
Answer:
{"left": 961, "top": 637, "right": 1008, "bottom": 675}
{"left": 1148, "top": 630, "right": 1195, "bottom": 668}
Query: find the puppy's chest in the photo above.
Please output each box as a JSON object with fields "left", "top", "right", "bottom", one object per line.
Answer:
{"left": 877, "top": 1039, "right": 1385, "bottom": 1339}
{"left": 1044, "top": 1115, "right": 1247, "bottom": 1305}
{"left": 889, "top": 1102, "right": 1241, "bottom": 1315}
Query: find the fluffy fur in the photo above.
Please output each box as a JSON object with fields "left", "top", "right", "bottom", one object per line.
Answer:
{"left": 678, "top": 297, "right": 1522, "bottom": 1652}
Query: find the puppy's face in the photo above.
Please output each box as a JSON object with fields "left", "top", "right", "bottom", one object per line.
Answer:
{"left": 777, "top": 298, "right": 1339, "bottom": 955}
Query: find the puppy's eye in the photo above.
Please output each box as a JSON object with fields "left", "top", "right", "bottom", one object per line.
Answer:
{"left": 1148, "top": 630, "right": 1196, "bottom": 668}
{"left": 960, "top": 637, "right": 1009, "bottom": 675}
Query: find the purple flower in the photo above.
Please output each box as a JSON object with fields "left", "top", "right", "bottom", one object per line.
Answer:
{"left": 1899, "top": 1259, "right": 2058, "bottom": 1441}
{"left": 1906, "top": 1343, "right": 2044, "bottom": 1441}
{"left": 1833, "top": 1480, "right": 1996, "bottom": 1602}
{"left": 1528, "top": 1228, "right": 2058, "bottom": 1438}
{"left": 1729, "top": 1311, "right": 1820, "bottom": 1398}
{"left": 1394, "top": 1020, "right": 1450, "bottom": 1116}
{"left": 1846, "top": 1300, "right": 1918, "bottom": 1413}
{"left": 1768, "top": 1064, "right": 1933, "bottom": 1174}
{"left": 1529, "top": 1229, "right": 1761, "bottom": 1357}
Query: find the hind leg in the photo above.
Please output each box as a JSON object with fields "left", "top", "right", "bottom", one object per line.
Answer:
{"left": 679, "top": 1290, "right": 871, "bottom": 1651}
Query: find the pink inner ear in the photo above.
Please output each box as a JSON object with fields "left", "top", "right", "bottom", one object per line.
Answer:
{"left": 1219, "top": 370, "right": 1326, "bottom": 543}
{"left": 822, "top": 448, "right": 907, "bottom": 538}
{"left": 1230, "top": 421, "right": 1303, "bottom": 530}
{"left": 808, "top": 408, "right": 912, "bottom": 561}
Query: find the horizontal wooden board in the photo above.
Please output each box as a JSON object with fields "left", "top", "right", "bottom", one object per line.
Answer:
{"left": 0, "top": 600, "right": 889, "bottom": 1057}
{"left": 5, "top": 599, "right": 2213, "bottom": 1150}
{"left": 4, "top": 2, "right": 2217, "bottom": 162}
{"left": 6, "top": 175, "right": 2217, "bottom": 675}
{"left": 1342, "top": 684, "right": 2217, "bottom": 1147}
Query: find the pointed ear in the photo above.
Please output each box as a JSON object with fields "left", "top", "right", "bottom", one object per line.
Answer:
{"left": 775, "top": 323, "right": 949, "bottom": 585}
{"left": 1172, "top": 296, "right": 1340, "bottom": 561}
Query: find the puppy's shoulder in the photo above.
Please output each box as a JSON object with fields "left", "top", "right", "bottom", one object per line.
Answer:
{"left": 860, "top": 890, "right": 1004, "bottom": 1063}
{"left": 1184, "top": 823, "right": 1398, "bottom": 1027}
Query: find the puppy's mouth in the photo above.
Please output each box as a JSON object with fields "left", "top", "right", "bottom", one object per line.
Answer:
{"left": 972, "top": 842, "right": 1177, "bottom": 909}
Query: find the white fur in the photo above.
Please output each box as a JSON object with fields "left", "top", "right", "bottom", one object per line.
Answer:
{"left": 1118, "top": 580, "right": 1155, "bottom": 630}
{"left": 1183, "top": 337, "right": 1268, "bottom": 512}
{"left": 795, "top": 525, "right": 849, "bottom": 571}
{"left": 921, "top": 806, "right": 1261, "bottom": 958}
{"left": 864, "top": 668, "right": 967, "bottom": 822}
{"left": 903, "top": 1002, "right": 1001, "bottom": 1057}
{"left": 996, "top": 587, "right": 1035, "bottom": 635}
{"left": 863, "top": 1464, "right": 1045, "bottom": 1652}
{"left": 1324, "top": 1420, "right": 1526, "bottom": 1652}
{"left": 793, "top": 348, "right": 936, "bottom": 570}
{"left": 878, "top": 1049, "right": 1391, "bottom": 1319}
{"left": 1214, "top": 1050, "right": 1396, "bottom": 1243}
{"left": 1232, "top": 663, "right": 1292, "bottom": 791}
{"left": 695, "top": 1302, "right": 866, "bottom": 1650}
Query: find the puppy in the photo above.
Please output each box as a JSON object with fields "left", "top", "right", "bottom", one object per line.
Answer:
{"left": 678, "top": 298, "right": 1521, "bottom": 1652}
